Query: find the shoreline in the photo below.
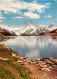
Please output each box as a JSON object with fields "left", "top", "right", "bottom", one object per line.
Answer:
{"left": 0, "top": 43, "right": 57, "bottom": 79}
{"left": 13, "top": 51, "right": 57, "bottom": 79}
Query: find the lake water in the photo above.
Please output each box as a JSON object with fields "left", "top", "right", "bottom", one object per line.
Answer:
{"left": 0, "top": 36, "right": 57, "bottom": 59}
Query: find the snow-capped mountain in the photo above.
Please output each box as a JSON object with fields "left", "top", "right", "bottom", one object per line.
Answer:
{"left": 48, "top": 23, "right": 57, "bottom": 31}
{"left": 0, "top": 23, "right": 8, "bottom": 32}
{"left": 0, "top": 23, "right": 15, "bottom": 36}
{"left": 2, "top": 21, "right": 57, "bottom": 36}
{"left": 13, "top": 20, "right": 49, "bottom": 35}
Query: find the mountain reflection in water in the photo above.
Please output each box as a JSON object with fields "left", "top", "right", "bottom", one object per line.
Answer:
{"left": 0, "top": 36, "right": 57, "bottom": 59}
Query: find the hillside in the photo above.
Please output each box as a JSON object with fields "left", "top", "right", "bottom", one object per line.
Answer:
{"left": 0, "top": 24, "right": 16, "bottom": 36}
{"left": 1, "top": 31, "right": 15, "bottom": 36}
{"left": 50, "top": 29, "right": 57, "bottom": 36}
{"left": 0, "top": 44, "right": 33, "bottom": 79}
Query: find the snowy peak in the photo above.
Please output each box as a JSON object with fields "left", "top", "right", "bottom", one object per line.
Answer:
{"left": 24, "top": 20, "right": 35, "bottom": 26}
{"left": 0, "top": 21, "right": 50, "bottom": 35}
{"left": 49, "top": 23, "right": 57, "bottom": 31}
{"left": 49, "top": 23, "right": 57, "bottom": 28}
{"left": 13, "top": 21, "right": 50, "bottom": 35}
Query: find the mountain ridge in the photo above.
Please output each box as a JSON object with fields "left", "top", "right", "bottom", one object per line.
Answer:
{"left": 0, "top": 21, "right": 57, "bottom": 35}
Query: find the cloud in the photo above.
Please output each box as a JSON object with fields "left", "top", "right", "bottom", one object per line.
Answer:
{"left": 48, "top": 15, "right": 51, "bottom": 17}
{"left": 13, "top": 16, "right": 24, "bottom": 19}
{"left": 33, "top": 0, "right": 37, "bottom": 3}
{"left": 0, "top": 0, "right": 51, "bottom": 14}
{"left": 54, "top": 0, "right": 57, "bottom": 2}
{"left": 45, "top": 15, "right": 51, "bottom": 18}
{"left": 0, "top": 20, "right": 2, "bottom": 22}
{"left": 4, "top": 11, "right": 12, "bottom": 14}
{"left": 0, "top": 16, "right": 5, "bottom": 19}
{"left": 24, "top": 12, "right": 40, "bottom": 19}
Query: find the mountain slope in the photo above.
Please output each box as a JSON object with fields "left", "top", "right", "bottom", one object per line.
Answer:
{"left": 13, "top": 21, "right": 49, "bottom": 35}
{"left": 0, "top": 44, "right": 33, "bottom": 79}
{"left": 1, "top": 21, "right": 57, "bottom": 36}
{"left": 0, "top": 23, "right": 15, "bottom": 36}
{"left": 49, "top": 23, "right": 57, "bottom": 31}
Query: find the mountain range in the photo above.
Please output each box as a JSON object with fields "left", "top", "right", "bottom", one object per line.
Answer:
{"left": 0, "top": 20, "right": 57, "bottom": 36}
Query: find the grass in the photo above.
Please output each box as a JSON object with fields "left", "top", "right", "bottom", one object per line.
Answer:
{"left": 0, "top": 66, "right": 15, "bottom": 79}
{"left": 0, "top": 44, "right": 34, "bottom": 79}
{"left": 0, "top": 60, "right": 33, "bottom": 79}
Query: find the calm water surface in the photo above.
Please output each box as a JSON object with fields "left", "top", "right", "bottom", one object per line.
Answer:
{"left": 0, "top": 36, "right": 57, "bottom": 59}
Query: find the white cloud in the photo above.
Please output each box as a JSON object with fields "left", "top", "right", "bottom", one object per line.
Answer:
{"left": 0, "top": 16, "right": 5, "bottom": 19}
{"left": 48, "top": 15, "right": 51, "bottom": 17}
{"left": 33, "top": 0, "right": 37, "bottom": 3}
{"left": 24, "top": 12, "right": 40, "bottom": 19}
{"left": 45, "top": 15, "right": 51, "bottom": 18}
{"left": 4, "top": 11, "right": 10, "bottom": 14}
{"left": 0, "top": 0, "right": 51, "bottom": 14}
{"left": 54, "top": 0, "right": 57, "bottom": 2}
{"left": 13, "top": 16, "right": 24, "bottom": 19}
{"left": 0, "top": 20, "right": 2, "bottom": 22}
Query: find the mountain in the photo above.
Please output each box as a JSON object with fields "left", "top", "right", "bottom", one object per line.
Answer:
{"left": 48, "top": 23, "right": 57, "bottom": 31}
{"left": 1, "top": 21, "right": 57, "bottom": 36}
{"left": 50, "top": 29, "right": 57, "bottom": 36}
{"left": 0, "top": 23, "right": 15, "bottom": 36}
{"left": 13, "top": 20, "right": 49, "bottom": 35}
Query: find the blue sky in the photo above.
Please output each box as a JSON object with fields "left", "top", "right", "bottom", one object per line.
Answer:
{"left": 0, "top": 0, "right": 57, "bottom": 27}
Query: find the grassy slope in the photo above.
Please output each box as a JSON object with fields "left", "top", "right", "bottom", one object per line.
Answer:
{"left": 0, "top": 44, "right": 33, "bottom": 79}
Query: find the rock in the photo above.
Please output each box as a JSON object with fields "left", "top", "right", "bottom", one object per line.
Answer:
{"left": 39, "top": 62, "right": 47, "bottom": 68}
{"left": 33, "top": 62, "right": 36, "bottom": 64}
{"left": 40, "top": 57, "right": 57, "bottom": 65}
{"left": 29, "top": 62, "right": 31, "bottom": 64}
{"left": 17, "top": 60, "right": 23, "bottom": 63}
{"left": 0, "top": 57, "right": 9, "bottom": 60}
{"left": 41, "top": 68, "right": 50, "bottom": 71}
{"left": 23, "top": 60, "right": 27, "bottom": 62}
{"left": 21, "top": 63, "right": 24, "bottom": 65}
{"left": 26, "top": 59, "right": 31, "bottom": 63}
{"left": 36, "top": 58, "right": 40, "bottom": 61}
{"left": 52, "top": 65, "right": 57, "bottom": 68}
{"left": 31, "top": 60, "right": 34, "bottom": 62}
{"left": 12, "top": 53, "right": 17, "bottom": 57}
{"left": 20, "top": 56, "right": 26, "bottom": 60}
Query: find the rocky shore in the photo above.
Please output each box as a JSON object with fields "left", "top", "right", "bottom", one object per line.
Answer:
{"left": 12, "top": 52, "right": 57, "bottom": 79}
{"left": 0, "top": 43, "right": 57, "bottom": 79}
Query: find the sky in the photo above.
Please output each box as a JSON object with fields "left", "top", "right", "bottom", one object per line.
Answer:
{"left": 0, "top": 0, "right": 57, "bottom": 27}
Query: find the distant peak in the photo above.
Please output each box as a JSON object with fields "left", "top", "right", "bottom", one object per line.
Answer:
{"left": 29, "top": 20, "right": 33, "bottom": 24}
{"left": 24, "top": 20, "right": 35, "bottom": 26}
{"left": 49, "top": 23, "right": 57, "bottom": 28}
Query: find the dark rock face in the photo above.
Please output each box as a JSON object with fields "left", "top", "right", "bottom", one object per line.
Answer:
{"left": 39, "top": 57, "right": 57, "bottom": 71}
{"left": 50, "top": 29, "right": 57, "bottom": 33}
{"left": 0, "top": 26, "right": 16, "bottom": 36}
{"left": 41, "top": 57, "right": 57, "bottom": 65}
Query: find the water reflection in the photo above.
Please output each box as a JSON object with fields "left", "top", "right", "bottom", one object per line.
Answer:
{"left": 26, "top": 50, "right": 40, "bottom": 59}
{"left": 0, "top": 36, "right": 57, "bottom": 59}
